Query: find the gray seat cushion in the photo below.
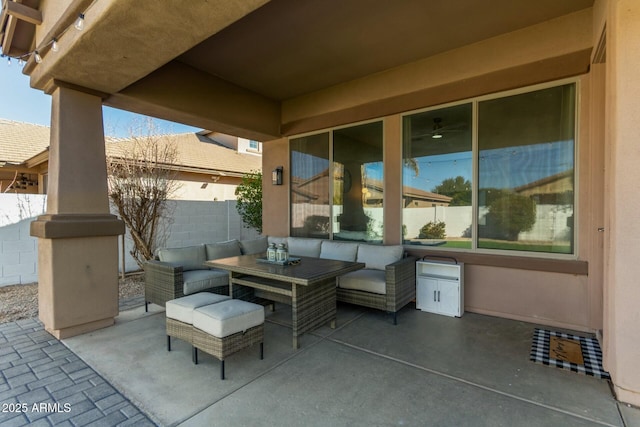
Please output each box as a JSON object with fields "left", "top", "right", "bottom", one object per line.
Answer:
{"left": 338, "top": 269, "right": 386, "bottom": 295}
{"left": 183, "top": 269, "right": 229, "bottom": 295}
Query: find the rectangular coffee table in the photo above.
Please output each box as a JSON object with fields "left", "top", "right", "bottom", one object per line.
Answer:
{"left": 205, "top": 254, "right": 364, "bottom": 349}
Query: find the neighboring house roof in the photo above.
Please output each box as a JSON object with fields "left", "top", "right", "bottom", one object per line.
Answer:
{"left": 514, "top": 169, "right": 574, "bottom": 193}
{"left": 0, "top": 120, "right": 261, "bottom": 176}
{"left": 291, "top": 169, "right": 451, "bottom": 205}
{"left": 0, "top": 119, "right": 50, "bottom": 165}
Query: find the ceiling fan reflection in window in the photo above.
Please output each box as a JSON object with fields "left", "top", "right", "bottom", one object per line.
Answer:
{"left": 412, "top": 117, "right": 467, "bottom": 140}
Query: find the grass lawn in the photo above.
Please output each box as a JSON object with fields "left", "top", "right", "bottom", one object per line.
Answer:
{"left": 412, "top": 239, "right": 571, "bottom": 254}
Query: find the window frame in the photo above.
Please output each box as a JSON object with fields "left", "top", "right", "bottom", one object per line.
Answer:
{"left": 289, "top": 118, "right": 385, "bottom": 242}
{"left": 401, "top": 78, "right": 580, "bottom": 260}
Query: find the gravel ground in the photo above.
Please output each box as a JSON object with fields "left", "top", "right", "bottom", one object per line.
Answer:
{"left": 0, "top": 273, "right": 145, "bottom": 324}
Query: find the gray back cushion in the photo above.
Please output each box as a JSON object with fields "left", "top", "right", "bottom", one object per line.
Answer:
{"left": 205, "top": 240, "right": 242, "bottom": 260}
{"left": 356, "top": 244, "right": 403, "bottom": 270}
{"left": 319, "top": 241, "right": 359, "bottom": 262}
{"left": 158, "top": 245, "right": 207, "bottom": 271}
{"left": 268, "top": 236, "right": 288, "bottom": 246}
{"left": 288, "top": 237, "right": 323, "bottom": 257}
{"left": 239, "top": 236, "right": 268, "bottom": 255}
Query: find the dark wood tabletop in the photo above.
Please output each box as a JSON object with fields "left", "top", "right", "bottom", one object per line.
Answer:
{"left": 204, "top": 253, "right": 364, "bottom": 286}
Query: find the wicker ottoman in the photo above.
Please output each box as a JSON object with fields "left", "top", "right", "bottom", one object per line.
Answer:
{"left": 165, "top": 293, "right": 231, "bottom": 363}
{"left": 192, "top": 299, "right": 265, "bottom": 380}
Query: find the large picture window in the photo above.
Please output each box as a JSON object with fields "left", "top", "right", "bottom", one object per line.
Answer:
{"left": 402, "top": 103, "right": 473, "bottom": 248}
{"left": 478, "top": 84, "right": 575, "bottom": 254}
{"left": 402, "top": 82, "right": 576, "bottom": 255}
{"left": 290, "top": 133, "right": 330, "bottom": 238}
{"left": 333, "top": 122, "right": 384, "bottom": 243}
{"left": 290, "top": 121, "right": 384, "bottom": 243}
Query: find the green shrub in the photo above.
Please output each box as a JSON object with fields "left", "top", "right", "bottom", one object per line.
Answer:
{"left": 418, "top": 220, "right": 446, "bottom": 239}
{"left": 487, "top": 193, "right": 536, "bottom": 241}
{"left": 235, "top": 171, "right": 262, "bottom": 233}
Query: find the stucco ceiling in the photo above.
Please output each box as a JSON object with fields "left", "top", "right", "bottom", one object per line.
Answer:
{"left": 177, "top": 0, "right": 594, "bottom": 101}
{"left": 10, "top": 0, "right": 593, "bottom": 140}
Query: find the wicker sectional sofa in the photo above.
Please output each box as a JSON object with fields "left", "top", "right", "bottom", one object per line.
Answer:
{"left": 144, "top": 236, "right": 269, "bottom": 311}
{"left": 144, "top": 236, "right": 416, "bottom": 324}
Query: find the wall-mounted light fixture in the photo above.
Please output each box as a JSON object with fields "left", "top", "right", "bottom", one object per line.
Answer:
{"left": 272, "top": 166, "right": 283, "bottom": 185}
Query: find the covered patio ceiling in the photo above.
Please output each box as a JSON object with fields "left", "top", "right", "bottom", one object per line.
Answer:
{"left": 177, "top": 0, "right": 594, "bottom": 101}
{"left": 5, "top": 0, "right": 593, "bottom": 139}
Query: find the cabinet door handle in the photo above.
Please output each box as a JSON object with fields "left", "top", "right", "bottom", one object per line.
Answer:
{"left": 433, "top": 290, "right": 437, "bottom": 302}
{"left": 437, "top": 291, "right": 440, "bottom": 302}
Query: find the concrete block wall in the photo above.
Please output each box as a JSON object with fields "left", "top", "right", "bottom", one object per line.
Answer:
{"left": 0, "top": 218, "right": 38, "bottom": 285}
{"left": 0, "top": 195, "right": 261, "bottom": 286}
{"left": 120, "top": 200, "right": 260, "bottom": 272}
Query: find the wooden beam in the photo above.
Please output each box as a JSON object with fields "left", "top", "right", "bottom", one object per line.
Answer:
{"left": 1, "top": 14, "right": 16, "bottom": 55}
{"left": 1, "top": 6, "right": 9, "bottom": 35}
{"left": 5, "top": 1, "right": 41, "bottom": 25}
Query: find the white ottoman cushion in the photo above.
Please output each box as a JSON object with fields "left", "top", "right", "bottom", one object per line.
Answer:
{"left": 166, "top": 293, "right": 230, "bottom": 325}
{"left": 338, "top": 269, "right": 386, "bottom": 295}
{"left": 194, "top": 300, "right": 265, "bottom": 338}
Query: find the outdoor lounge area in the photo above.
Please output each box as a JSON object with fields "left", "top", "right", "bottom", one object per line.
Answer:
{"left": 13, "top": 301, "right": 628, "bottom": 426}
{"left": 1, "top": 0, "right": 640, "bottom": 418}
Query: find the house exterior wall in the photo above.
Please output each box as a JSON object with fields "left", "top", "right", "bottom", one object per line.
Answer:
{"left": 600, "top": 0, "right": 640, "bottom": 406}
{"left": 262, "top": 1, "right": 640, "bottom": 405}
{"left": 263, "top": 11, "right": 601, "bottom": 333}
{"left": 171, "top": 171, "right": 241, "bottom": 202}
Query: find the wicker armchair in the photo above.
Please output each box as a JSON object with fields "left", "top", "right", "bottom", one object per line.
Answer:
{"left": 144, "top": 260, "right": 229, "bottom": 311}
{"left": 336, "top": 256, "right": 416, "bottom": 324}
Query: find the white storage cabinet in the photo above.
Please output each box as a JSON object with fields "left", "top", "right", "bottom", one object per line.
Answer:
{"left": 416, "top": 260, "right": 464, "bottom": 317}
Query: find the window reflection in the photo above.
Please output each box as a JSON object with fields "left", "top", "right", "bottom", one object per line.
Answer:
{"left": 402, "top": 104, "right": 473, "bottom": 248}
{"left": 478, "top": 84, "right": 575, "bottom": 253}
{"left": 290, "top": 133, "right": 330, "bottom": 238}
{"left": 333, "top": 122, "right": 384, "bottom": 243}
{"left": 290, "top": 123, "right": 384, "bottom": 242}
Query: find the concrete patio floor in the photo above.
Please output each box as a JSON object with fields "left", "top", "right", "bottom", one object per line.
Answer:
{"left": 57, "top": 302, "right": 640, "bottom": 427}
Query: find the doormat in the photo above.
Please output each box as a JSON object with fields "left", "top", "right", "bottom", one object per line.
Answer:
{"left": 529, "top": 328, "right": 610, "bottom": 379}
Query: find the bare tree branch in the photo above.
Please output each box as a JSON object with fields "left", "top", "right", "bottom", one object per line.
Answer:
{"left": 106, "top": 118, "right": 181, "bottom": 268}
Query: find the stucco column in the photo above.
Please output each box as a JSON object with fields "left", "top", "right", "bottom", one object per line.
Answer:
{"left": 30, "top": 85, "right": 124, "bottom": 339}
{"left": 603, "top": 0, "right": 640, "bottom": 406}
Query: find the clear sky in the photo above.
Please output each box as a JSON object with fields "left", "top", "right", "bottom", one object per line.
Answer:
{"left": 0, "top": 63, "right": 200, "bottom": 138}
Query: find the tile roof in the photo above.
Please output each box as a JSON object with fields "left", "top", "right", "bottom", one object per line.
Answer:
{"left": 0, "top": 119, "right": 50, "bottom": 164}
{"left": 105, "top": 133, "right": 262, "bottom": 175}
{"left": 0, "top": 120, "right": 261, "bottom": 175}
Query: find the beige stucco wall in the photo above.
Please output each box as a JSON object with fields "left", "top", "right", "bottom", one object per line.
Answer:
{"left": 172, "top": 180, "right": 238, "bottom": 202}
{"left": 262, "top": 138, "right": 289, "bottom": 237}
{"left": 464, "top": 266, "right": 589, "bottom": 330}
{"left": 601, "top": 0, "right": 640, "bottom": 406}
{"left": 263, "top": 12, "right": 602, "bottom": 334}
{"left": 282, "top": 9, "right": 592, "bottom": 125}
